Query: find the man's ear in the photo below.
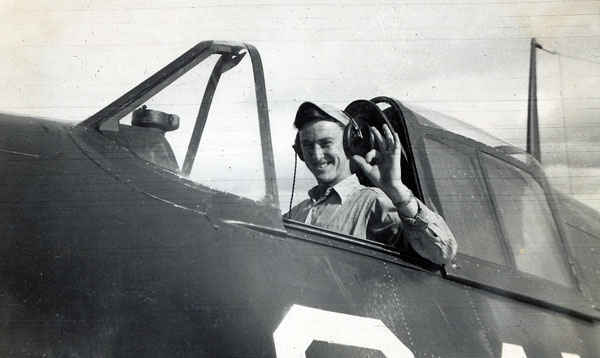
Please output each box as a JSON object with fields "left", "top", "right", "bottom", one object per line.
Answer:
{"left": 293, "top": 132, "right": 304, "bottom": 161}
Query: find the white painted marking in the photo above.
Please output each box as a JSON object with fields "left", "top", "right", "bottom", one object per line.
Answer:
{"left": 273, "top": 304, "right": 414, "bottom": 358}
{"left": 501, "top": 343, "right": 527, "bottom": 358}
{"left": 561, "top": 353, "right": 581, "bottom": 358}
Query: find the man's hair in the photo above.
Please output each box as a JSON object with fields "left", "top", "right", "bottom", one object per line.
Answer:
{"left": 294, "top": 102, "right": 350, "bottom": 131}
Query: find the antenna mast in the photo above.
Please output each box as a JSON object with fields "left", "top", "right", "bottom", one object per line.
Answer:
{"left": 527, "top": 38, "right": 543, "bottom": 162}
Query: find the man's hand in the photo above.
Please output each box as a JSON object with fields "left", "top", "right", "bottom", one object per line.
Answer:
{"left": 351, "top": 124, "right": 418, "bottom": 217}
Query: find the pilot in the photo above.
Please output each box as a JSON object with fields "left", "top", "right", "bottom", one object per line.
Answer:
{"left": 287, "top": 101, "right": 457, "bottom": 265}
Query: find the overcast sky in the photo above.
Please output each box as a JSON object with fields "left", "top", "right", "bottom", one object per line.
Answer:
{"left": 1, "top": 0, "right": 599, "bottom": 212}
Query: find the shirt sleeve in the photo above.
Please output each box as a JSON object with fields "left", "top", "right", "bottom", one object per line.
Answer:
{"left": 368, "top": 194, "right": 457, "bottom": 266}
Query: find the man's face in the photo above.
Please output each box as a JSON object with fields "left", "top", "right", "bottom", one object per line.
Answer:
{"left": 299, "top": 120, "right": 352, "bottom": 186}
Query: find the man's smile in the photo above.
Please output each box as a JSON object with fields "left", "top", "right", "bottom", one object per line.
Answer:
{"left": 311, "top": 160, "right": 333, "bottom": 171}
{"left": 315, "top": 161, "right": 330, "bottom": 167}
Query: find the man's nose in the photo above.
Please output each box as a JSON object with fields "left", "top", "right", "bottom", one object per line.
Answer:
{"left": 307, "top": 145, "right": 324, "bottom": 161}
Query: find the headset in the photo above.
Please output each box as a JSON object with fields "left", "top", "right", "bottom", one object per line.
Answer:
{"left": 292, "top": 99, "right": 394, "bottom": 162}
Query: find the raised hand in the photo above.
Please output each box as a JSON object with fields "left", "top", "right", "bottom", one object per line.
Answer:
{"left": 351, "top": 124, "right": 402, "bottom": 189}
{"left": 351, "top": 124, "right": 416, "bottom": 213}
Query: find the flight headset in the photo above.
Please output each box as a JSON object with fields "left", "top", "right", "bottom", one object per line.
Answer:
{"left": 287, "top": 99, "right": 398, "bottom": 216}
{"left": 292, "top": 99, "right": 394, "bottom": 163}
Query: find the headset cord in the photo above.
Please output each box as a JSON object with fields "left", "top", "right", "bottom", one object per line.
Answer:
{"left": 287, "top": 152, "right": 298, "bottom": 218}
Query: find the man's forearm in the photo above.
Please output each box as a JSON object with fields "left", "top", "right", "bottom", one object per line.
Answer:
{"left": 382, "top": 180, "right": 419, "bottom": 219}
{"left": 398, "top": 198, "right": 458, "bottom": 266}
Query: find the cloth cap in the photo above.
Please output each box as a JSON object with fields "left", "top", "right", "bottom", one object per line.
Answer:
{"left": 294, "top": 101, "right": 351, "bottom": 129}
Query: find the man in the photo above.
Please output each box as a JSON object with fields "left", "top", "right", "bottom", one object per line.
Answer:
{"left": 287, "top": 101, "right": 457, "bottom": 266}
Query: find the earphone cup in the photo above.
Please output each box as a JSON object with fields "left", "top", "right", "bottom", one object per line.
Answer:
{"left": 343, "top": 117, "right": 374, "bottom": 159}
{"left": 343, "top": 99, "right": 394, "bottom": 158}
{"left": 293, "top": 132, "right": 304, "bottom": 161}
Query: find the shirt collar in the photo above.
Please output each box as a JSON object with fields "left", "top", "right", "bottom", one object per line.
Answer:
{"left": 308, "top": 174, "right": 362, "bottom": 204}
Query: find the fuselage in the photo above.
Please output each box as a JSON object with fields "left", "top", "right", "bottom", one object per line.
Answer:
{"left": 1, "top": 111, "right": 599, "bottom": 357}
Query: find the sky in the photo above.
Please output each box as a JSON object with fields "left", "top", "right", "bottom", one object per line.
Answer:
{"left": 1, "top": 0, "right": 599, "bottom": 212}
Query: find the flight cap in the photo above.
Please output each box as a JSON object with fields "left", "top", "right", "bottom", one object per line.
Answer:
{"left": 294, "top": 101, "right": 351, "bottom": 130}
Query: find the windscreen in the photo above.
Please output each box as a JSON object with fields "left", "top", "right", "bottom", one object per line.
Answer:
{"left": 482, "top": 154, "right": 574, "bottom": 287}
{"left": 119, "top": 54, "right": 269, "bottom": 204}
{"left": 424, "top": 138, "right": 507, "bottom": 265}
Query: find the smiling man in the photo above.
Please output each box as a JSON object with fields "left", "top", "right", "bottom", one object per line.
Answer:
{"left": 287, "top": 101, "right": 457, "bottom": 266}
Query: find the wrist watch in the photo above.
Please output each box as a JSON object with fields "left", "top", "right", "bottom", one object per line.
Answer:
{"left": 398, "top": 199, "right": 430, "bottom": 230}
{"left": 394, "top": 191, "right": 418, "bottom": 219}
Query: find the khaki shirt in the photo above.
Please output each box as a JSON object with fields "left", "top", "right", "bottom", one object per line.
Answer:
{"left": 287, "top": 175, "right": 457, "bottom": 265}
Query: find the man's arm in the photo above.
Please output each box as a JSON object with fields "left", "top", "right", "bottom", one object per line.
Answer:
{"left": 396, "top": 198, "right": 457, "bottom": 265}
{"left": 368, "top": 192, "right": 456, "bottom": 265}
{"left": 352, "top": 124, "right": 457, "bottom": 265}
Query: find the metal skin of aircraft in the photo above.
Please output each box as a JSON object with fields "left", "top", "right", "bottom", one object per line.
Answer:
{"left": 1, "top": 41, "right": 599, "bottom": 357}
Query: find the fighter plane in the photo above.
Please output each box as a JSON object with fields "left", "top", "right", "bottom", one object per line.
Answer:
{"left": 1, "top": 40, "right": 599, "bottom": 357}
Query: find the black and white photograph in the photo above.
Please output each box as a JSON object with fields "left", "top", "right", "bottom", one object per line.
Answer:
{"left": 1, "top": 0, "right": 599, "bottom": 357}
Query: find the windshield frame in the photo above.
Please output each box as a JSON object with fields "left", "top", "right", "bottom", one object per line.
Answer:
{"left": 77, "top": 41, "right": 279, "bottom": 208}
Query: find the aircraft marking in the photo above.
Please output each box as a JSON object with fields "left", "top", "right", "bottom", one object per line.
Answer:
{"left": 500, "top": 343, "right": 581, "bottom": 358}
{"left": 273, "top": 304, "right": 414, "bottom": 358}
{"left": 274, "top": 306, "right": 583, "bottom": 358}
{"left": 501, "top": 343, "right": 527, "bottom": 358}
